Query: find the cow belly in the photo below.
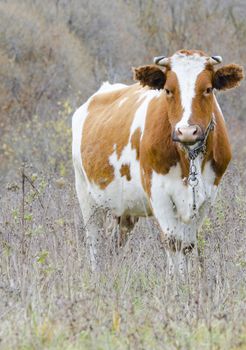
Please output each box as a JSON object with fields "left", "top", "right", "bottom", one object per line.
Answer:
{"left": 86, "top": 177, "right": 151, "bottom": 217}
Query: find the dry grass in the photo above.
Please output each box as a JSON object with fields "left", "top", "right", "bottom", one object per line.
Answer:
{"left": 1, "top": 139, "right": 246, "bottom": 349}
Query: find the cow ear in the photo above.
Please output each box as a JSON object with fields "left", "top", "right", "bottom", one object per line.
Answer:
{"left": 213, "top": 64, "right": 244, "bottom": 91}
{"left": 133, "top": 65, "right": 166, "bottom": 90}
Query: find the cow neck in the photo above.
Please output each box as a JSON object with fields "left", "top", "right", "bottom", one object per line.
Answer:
{"left": 175, "top": 145, "right": 190, "bottom": 180}
{"left": 187, "top": 120, "right": 215, "bottom": 212}
{"left": 204, "top": 100, "right": 232, "bottom": 185}
{"left": 140, "top": 92, "right": 179, "bottom": 195}
{"left": 142, "top": 92, "right": 179, "bottom": 172}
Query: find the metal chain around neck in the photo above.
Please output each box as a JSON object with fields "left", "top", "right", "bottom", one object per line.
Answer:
{"left": 186, "top": 117, "right": 215, "bottom": 212}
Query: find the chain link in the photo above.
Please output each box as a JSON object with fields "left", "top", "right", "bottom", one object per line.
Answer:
{"left": 186, "top": 117, "right": 215, "bottom": 212}
{"left": 188, "top": 159, "right": 198, "bottom": 211}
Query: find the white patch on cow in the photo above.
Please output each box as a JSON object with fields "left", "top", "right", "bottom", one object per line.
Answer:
{"left": 132, "top": 90, "right": 161, "bottom": 139}
{"left": 214, "top": 94, "right": 225, "bottom": 121}
{"left": 99, "top": 81, "right": 127, "bottom": 93}
{"left": 171, "top": 53, "right": 207, "bottom": 129}
{"left": 118, "top": 97, "right": 128, "bottom": 107}
{"left": 150, "top": 157, "right": 217, "bottom": 242}
{"left": 136, "top": 92, "right": 147, "bottom": 103}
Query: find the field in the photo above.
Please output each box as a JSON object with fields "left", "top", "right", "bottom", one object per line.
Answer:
{"left": 1, "top": 1, "right": 246, "bottom": 349}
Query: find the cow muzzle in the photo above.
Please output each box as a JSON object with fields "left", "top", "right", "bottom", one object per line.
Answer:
{"left": 172, "top": 125, "right": 204, "bottom": 145}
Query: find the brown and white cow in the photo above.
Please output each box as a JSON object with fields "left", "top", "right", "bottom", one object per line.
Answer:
{"left": 72, "top": 49, "right": 243, "bottom": 274}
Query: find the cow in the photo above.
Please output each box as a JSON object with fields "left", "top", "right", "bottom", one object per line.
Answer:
{"left": 72, "top": 49, "right": 243, "bottom": 275}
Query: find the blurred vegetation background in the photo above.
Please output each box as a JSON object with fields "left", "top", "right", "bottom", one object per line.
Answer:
{"left": 1, "top": 0, "right": 246, "bottom": 181}
{"left": 1, "top": 1, "right": 246, "bottom": 349}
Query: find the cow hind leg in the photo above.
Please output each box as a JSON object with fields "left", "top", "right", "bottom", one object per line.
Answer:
{"left": 74, "top": 166, "right": 104, "bottom": 271}
{"left": 116, "top": 215, "right": 139, "bottom": 248}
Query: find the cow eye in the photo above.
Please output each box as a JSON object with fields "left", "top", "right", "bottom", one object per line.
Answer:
{"left": 204, "top": 87, "right": 213, "bottom": 95}
{"left": 165, "top": 88, "right": 172, "bottom": 96}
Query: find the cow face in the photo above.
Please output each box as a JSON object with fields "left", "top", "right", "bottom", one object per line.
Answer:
{"left": 134, "top": 50, "right": 244, "bottom": 146}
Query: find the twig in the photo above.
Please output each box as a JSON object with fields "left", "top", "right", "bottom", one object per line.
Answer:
{"left": 23, "top": 173, "right": 44, "bottom": 209}
{"left": 21, "top": 162, "right": 26, "bottom": 256}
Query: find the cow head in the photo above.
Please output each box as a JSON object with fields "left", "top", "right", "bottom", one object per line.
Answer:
{"left": 134, "top": 50, "right": 244, "bottom": 146}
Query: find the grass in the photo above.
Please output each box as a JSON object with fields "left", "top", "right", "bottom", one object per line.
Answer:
{"left": 1, "top": 157, "right": 246, "bottom": 349}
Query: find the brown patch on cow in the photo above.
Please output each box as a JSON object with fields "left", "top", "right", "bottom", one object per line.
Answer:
{"left": 189, "top": 69, "right": 215, "bottom": 131}
{"left": 177, "top": 49, "right": 207, "bottom": 57}
{"left": 177, "top": 147, "right": 190, "bottom": 180}
{"left": 204, "top": 98, "right": 232, "bottom": 185}
{"left": 81, "top": 84, "right": 143, "bottom": 189}
{"left": 213, "top": 64, "right": 244, "bottom": 91}
{"left": 162, "top": 70, "right": 183, "bottom": 126}
{"left": 192, "top": 66, "right": 233, "bottom": 186}
{"left": 131, "top": 127, "right": 141, "bottom": 160}
{"left": 120, "top": 164, "right": 131, "bottom": 181}
{"left": 140, "top": 92, "right": 180, "bottom": 195}
{"left": 133, "top": 65, "right": 166, "bottom": 90}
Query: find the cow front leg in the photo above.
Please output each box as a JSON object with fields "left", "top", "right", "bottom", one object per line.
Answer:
{"left": 159, "top": 232, "right": 195, "bottom": 276}
{"left": 151, "top": 194, "right": 196, "bottom": 277}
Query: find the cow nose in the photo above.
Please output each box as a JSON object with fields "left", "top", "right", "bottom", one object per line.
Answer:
{"left": 174, "top": 125, "right": 203, "bottom": 144}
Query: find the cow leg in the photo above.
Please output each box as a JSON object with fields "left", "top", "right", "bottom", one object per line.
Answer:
{"left": 117, "top": 215, "right": 139, "bottom": 247}
{"left": 166, "top": 250, "right": 187, "bottom": 277}
{"left": 164, "top": 235, "right": 195, "bottom": 278}
{"left": 159, "top": 232, "right": 195, "bottom": 276}
{"left": 74, "top": 166, "right": 103, "bottom": 271}
{"left": 151, "top": 192, "right": 196, "bottom": 277}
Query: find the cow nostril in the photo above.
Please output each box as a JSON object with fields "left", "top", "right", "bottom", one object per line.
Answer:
{"left": 193, "top": 127, "right": 198, "bottom": 135}
{"left": 177, "top": 128, "right": 183, "bottom": 135}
